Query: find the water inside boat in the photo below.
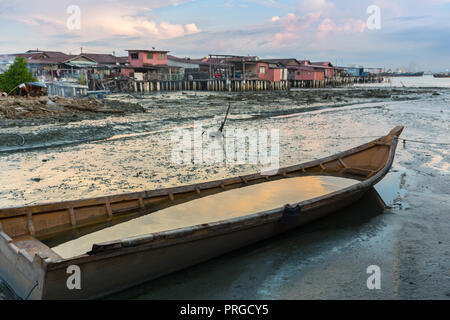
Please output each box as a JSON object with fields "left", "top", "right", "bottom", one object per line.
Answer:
{"left": 52, "top": 176, "right": 358, "bottom": 259}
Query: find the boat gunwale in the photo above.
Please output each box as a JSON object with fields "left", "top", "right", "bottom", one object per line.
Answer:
{"left": 44, "top": 126, "right": 403, "bottom": 268}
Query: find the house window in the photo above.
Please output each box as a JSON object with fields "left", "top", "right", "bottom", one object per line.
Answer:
{"left": 147, "top": 53, "right": 153, "bottom": 59}
{"left": 259, "top": 66, "right": 266, "bottom": 74}
{"left": 308, "top": 72, "right": 311, "bottom": 75}
{"left": 297, "top": 72, "right": 300, "bottom": 75}
{"left": 159, "top": 53, "right": 165, "bottom": 60}
{"left": 130, "top": 53, "right": 139, "bottom": 60}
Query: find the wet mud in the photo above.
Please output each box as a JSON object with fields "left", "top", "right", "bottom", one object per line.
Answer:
{"left": 0, "top": 84, "right": 449, "bottom": 299}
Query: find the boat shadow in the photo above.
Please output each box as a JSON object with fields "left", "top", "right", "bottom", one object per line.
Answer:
{"left": 107, "top": 187, "right": 389, "bottom": 300}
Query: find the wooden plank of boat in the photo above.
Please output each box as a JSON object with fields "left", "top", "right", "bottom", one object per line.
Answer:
{"left": 0, "top": 126, "right": 404, "bottom": 300}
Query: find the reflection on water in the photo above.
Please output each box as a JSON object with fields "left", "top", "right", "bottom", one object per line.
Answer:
{"left": 107, "top": 187, "right": 387, "bottom": 300}
{"left": 52, "top": 176, "right": 358, "bottom": 259}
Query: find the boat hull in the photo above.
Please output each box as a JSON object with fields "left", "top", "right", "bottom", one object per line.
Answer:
{"left": 42, "top": 187, "right": 367, "bottom": 300}
{"left": 383, "top": 72, "right": 424, "bottom": 77}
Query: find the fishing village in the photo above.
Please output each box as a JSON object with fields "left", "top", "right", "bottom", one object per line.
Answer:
{"left": 0, "top": 0, "right": 449, "bottom": 306}
{"left": 0, "top": 49, "right": 386, "bottom": 97}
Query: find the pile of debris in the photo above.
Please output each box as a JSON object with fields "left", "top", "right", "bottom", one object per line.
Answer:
{"left": 0, "top": 96, "right": 145, "bottom": 120}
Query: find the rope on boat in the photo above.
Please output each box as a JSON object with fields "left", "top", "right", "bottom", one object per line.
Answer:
{"left": 0, "top": 133, "right": 25, "bottom": 146}
{"left": 302, "top": 135, "right": 450, "bottom": 146}
{"left": 401, "top": 138, "right": 450, "bottom": 146}
{"left": 24, "top": 281, "right": 39, "bottom": 300}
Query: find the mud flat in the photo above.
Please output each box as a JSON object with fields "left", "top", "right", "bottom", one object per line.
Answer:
{"left": 0, "top": 85, "right": 449, "bottom": 299}
{"left": 0, "top": 87, "right": 439, "bottom": 153}
{"left": 0, "top": 96, "right": 145, "bottom": 123}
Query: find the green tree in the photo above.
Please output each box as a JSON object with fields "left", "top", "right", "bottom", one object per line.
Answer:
{"left": 0, "top": 57, "right": 37, "bottom": 94}
{"left": 78, "top": 74, "right": 87, "bottom": 85}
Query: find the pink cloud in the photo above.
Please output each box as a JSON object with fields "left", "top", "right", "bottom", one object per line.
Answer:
{"left": 271, "top": 11, "right": 322, "bottom": 45}
{"left": 1, "top": 0, "right": 201, "bottom": 45}
{"left": 274, "top": 31, "right": 296, "bottom": 44}
{"left": 317, "top": 18, "right": 335, "bottom": 36}
{"left": 317, "top": 18, "right": 366, "bottom": 38}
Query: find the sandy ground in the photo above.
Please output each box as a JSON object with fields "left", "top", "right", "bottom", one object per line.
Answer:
{"left": 0, "top": 85, "right": 449, "bottom": 299}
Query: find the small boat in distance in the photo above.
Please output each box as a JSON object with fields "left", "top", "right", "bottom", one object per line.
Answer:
{"left": 0, "top": 126, "right": 404, "bottom": 300}
{"left": 433, "top": 73, "right": 450, "bottom": 78}
{"left": 383, "top": 71, "right": 424, "bottom": 77}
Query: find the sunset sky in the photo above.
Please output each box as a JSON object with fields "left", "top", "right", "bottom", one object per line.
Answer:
{"left": 1, "top": 0, "right": 449, "bottom": 71}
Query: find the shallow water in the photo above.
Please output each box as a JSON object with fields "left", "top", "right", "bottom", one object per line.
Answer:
{"left": 52, "top": 176, "right": 358, "bottom": 259}
{"left": 356, "top": 74, "right": 450, "bottom": 88}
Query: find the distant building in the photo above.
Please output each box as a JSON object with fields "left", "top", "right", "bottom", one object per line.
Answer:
{"left": 288, "top": 66, "right": 325, "bottom": 81}
{"left": 263, "top": 58, "right": 324, "bottom": 81}
{"left": 167, "top": 55, "right": 200, "bottom": 70}
{"left": 263, "top": 62, "right": 288, "bottom": 82}
{"left": 304, "top": 61, "right": 336, "bottom": 78}
{"left": 10, "top": 51, "right": 74, "bottom": 81}
{"left": 6, "top": 50, "right": 125, "bottom": 83}
{"left": 121, "top": 49, "right": 183, "bottom": 81}
{"left": 64, "top": 53, "right": 126, "bottom": 83}
{"left": 344, "top": 67, "right": 364, "bottom": 77}
{"left": 167, "top": 55, "right": 202, "bottom": 80}
{"left": 220, "top": 56, "right": 286, "bottom": 82}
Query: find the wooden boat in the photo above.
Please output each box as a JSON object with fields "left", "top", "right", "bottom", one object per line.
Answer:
{"left": 433, "top": 73, "right": 450, "bottom": 78}
{"left": 383, "top": 72, "right": 424, "bottom": 77}
{"left": 0, "top": 126, "right": 404, "bottom": 300}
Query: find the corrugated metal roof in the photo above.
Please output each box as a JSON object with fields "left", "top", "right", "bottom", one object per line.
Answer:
{"left": 310, "top": 62, "right": 334, "bottom": 68}
{"left": 287, "top": 65, "right": 323, "bottom": 72}
{"left": 80, "top": 53, "right": 119, "bottom": 64}
{"left": 167, "top": 55, "right": 200, "bottom": 64}
{"left": 261, "top": 58, "right": 300, "bottom": 66}
{"left": 10, "top": 51, "right": 75, "bottom": 64}
{"left": 126, "top": 49, "right": 170, "bottom": 53}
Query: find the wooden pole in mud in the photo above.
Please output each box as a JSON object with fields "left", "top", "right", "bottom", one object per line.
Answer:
{"left": 219, "top": 101, "right": 232, "bottom": 133}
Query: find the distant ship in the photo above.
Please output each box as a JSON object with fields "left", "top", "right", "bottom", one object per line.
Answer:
{"left": 433, "top": 73, "right": 450, "bottom": 78}
{"left": 383, "top": 72, "right": 424, "bottom": 77}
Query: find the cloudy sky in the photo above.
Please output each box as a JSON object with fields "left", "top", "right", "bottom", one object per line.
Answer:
{"left": 0, "top": 0, "right": 449, "bottom": 71}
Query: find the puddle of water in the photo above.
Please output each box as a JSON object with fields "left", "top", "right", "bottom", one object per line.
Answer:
{"left": 52, "top": 176, "right": 358, "bottom": 259}
{"left": 374, "top": 169, "right": 411, "bottom": 210}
